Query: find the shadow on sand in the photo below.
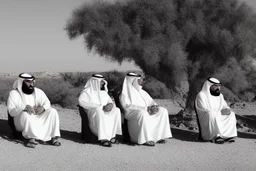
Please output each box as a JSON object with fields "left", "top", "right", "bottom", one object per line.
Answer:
{"left": 0, "top": 119, "right": 24, "bottom": 144}
{"left": 0, "top": 119, "right": 85, "bottom": 144}
{"left": 171, "top": 114, "right": 256, "bottom": 142}
{"left": 171, "top": 127, "right": 256, "bottom": 142}
{"left": 60, "top": 129, "right": 84, "bottom": 144}
{"left": 0, "top": 116, "right": 256, "bottom": 145}
{"left": 171, "top": 128, "right": 200, "bottom": 142}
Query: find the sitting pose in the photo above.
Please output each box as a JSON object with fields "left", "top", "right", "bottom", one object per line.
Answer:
{"left": 195, "top": 77, "right": 237, "bottom": 144}
{"left": 119, "top": 73, "right": 172, "bottom": 146}
{"left": 78, "top": 74, "right": 122, "bottom": 147}
{"left": 7, "top": 73, "right": 61, "bottom": 148}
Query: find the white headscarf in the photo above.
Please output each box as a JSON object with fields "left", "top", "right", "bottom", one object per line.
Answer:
{"left": 197, "top": 77, "right": 225, "bottom": 111}
{"left": 13, "top": 73, "right": 36, "bottom": 106}
{"left": 82, "top": 74, "right": 108, "bottom": 104}
{"left": 120, "top": 73, "right": 151, "bottom": 108}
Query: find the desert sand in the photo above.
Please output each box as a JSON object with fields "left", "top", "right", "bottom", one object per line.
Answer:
{"left": 0, "top": 101, "right": 256, "bottom": 171}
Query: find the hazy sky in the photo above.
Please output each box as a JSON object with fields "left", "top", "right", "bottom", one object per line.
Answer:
{"left": 0, "top": 0, "right": 255, "bottom": 73}
{"left": 0, "top": 0, "right": 139, "bottom": 73}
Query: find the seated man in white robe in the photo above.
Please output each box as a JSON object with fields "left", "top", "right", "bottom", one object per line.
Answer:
{"left": 119, "top": 73, "right": 172, "bottom": 146}
{"left": 7, "top": 73, "right": 61, "bottom": 148}
{"left": 195, "top": 77, "right": 237, "bottom": 144}
{"left": 78, "top": 74, "right": 122, "bottom": 147}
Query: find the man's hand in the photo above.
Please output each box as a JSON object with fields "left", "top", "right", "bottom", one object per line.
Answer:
{"left": 147, "top": 105, "right": 159, "bottom": 115}
{"left": 35, "top": 106, "right": 45, "bottom": 115}
{"left": 103, "top": 103, "right": 113, "bottom": 112}
{"left": 221, "top": 108, "right": 231, "bottom": 115}
{"left": 24, "top": 105, "right": 35, "bottom": 114}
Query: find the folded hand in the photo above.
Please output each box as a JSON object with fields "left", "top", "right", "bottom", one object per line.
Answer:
{"left": 24, "top": 105, "right": 35, "bottom": 114}
{"left": 221, "top": 108, "right": 231, "bottom": 115}
{"left": 148, "top": 105, "right": 159, "bottom": 115}
{"left": 35, "top": 106, "right": 45, "bottom": 115}
{"left": 103, "top": 103, "right": 113, "bottom": 112}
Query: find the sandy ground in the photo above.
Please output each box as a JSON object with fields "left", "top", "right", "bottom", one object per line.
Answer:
{"left": 1, "top": 102, "right": 256, "bottom": 171}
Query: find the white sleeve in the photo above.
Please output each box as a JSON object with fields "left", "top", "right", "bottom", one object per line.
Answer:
{"left": 222, "top": 95, "right": 231, "bottom": 110}
{"left": 78, "top": 92, "right": 102, "bottom": 110}
{"left": 147, "top": 94, "right": 157, "bottom": 106}
{"left": 7, "top": 91, "right": 24, "bottom": 117}
{"left": 141, "top": 90, "right": 157, "bottom": 106}
{"left": 195, "top": 94, "right": 211, "bottom": 113}
{"left": 119, "top": 95, "right": 147, "bottom": 111}
{"left": 39, "top": 90, "right": 51, "bottom": 110}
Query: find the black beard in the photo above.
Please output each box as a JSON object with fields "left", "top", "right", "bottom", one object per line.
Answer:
{"left": 22, "top": 83, "right": 35, "bottom": 95}
{"left": 210, "top": 89, "right": 220, "bottom": 96}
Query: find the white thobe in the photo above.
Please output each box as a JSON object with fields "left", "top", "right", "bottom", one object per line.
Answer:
{"left": 120, "top": 86, "right": 172, "bottom": 145}
{"left": 195, "top": 89, "right": 237, "bottom": 141}
{"left": 7, "top": 88, "right": 60, "bottom": 141}
{"left": 78, "top": 91, "right": 122, "bottom": 141}
{"left": 125, "top": 106, "right": 172, "bottom": 144}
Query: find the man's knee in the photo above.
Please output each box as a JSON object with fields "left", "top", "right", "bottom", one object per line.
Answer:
{"left": 20, "top": 111, "right": 32, "bottom": 120}
{"left": 46, "top": 108, "right": 59, "bottom": 117}
{"left": 49, "top": 107, "right": 57, "bottom": 112}
{"left": 207, "top": 111, "right": 217, "bottom": 120}
{"left": 229, "top": 111, "right": 237, "bottom": 122}
{"left": 138, "top": 110, "right": 149, "bottom": 118}
{"left": 14, "top": 112, "right": 32, "bottom": 130}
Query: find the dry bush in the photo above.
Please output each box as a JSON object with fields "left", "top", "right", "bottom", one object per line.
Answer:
{"left": 143, "top": 76, "right": 172, "bottom": 99}
{"left": 101, "top": 70, "right": 126, "bottom": 93}
{"left": 0, "top": 78, "right": 15, "bottom": 104}
{"left": 60, "top": 72, "right": 91, "bottom": 87}
{"left": 221, "top": 86, "right": 240, "bottom": 102}
{"left": 240, "top": 91, "right": 255, "bottom": 102}
{"left": 36, "top": 78, "right": 81, "bottom": 109}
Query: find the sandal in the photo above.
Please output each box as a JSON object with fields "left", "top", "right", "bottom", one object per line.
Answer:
{"left": 51, "top": 138, "right": 61, "bottom": 146}
{"left": 225, "top": 137, "right": 235, "bottom": 143}
{"left": 143, "top": 141, "right": 155, "bottom": 147}
{"left": 101, "top": 141, "right": 112, "bottom": 147}
{"left": 157, "top": 139, "right": 167, "bottom": 144}
{"left": 24, "top": 139, "right": 37, "bottom": 148}
{"left": 214, "top": 136, "right": 224, "bottom": 144}
{"left": 110, "top": 138, "right": 119, "bottom": 144}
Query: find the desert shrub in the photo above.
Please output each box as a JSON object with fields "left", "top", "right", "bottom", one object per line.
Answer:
{"left": 60, "top": 72, "right": 91, "bottom": 87}
{"left": 240, "top": 91, "right": 255, "bottom": 102}
{"left": 102, "top": 70, "right": 126, "bottom": 93}
{"left": 214, "top": 58, "right": 249, "bottom": 96}
{"left": 143, "top": 76, "right": 172, "bottom": 99}
{"left": 221, "top": 86, "right": 240, "bottom": 102}
{"left": 36, "top": 78, "right": 81, "bottom": 109}
{"left": 0, "top": 78, "right": 15, "bottom": 104}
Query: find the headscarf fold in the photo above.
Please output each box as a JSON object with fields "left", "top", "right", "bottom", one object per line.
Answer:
{"left": 12, "top": 73, "right": 36, "bottom": 107}
{"left": 197, "top": 77, "right": 225, "bottom": 111}
{"left": 82, "top": 74, "right": 108, "bottom": 104}
{"left": 120, "top": 73, "right": 151, "bottom": 108}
